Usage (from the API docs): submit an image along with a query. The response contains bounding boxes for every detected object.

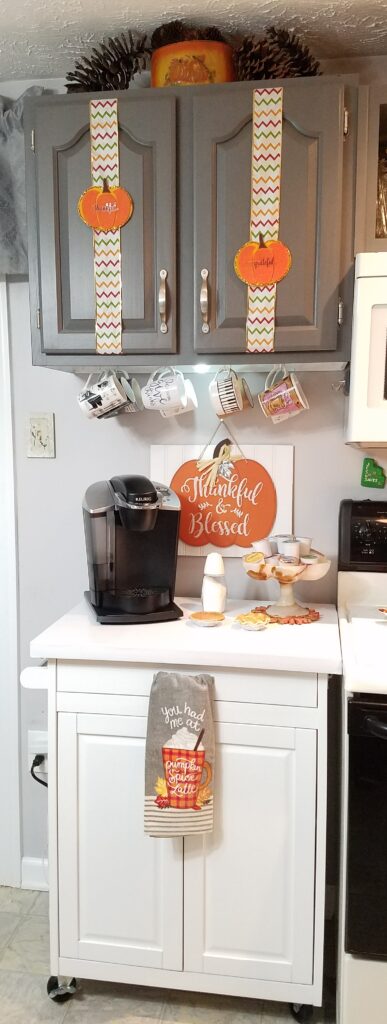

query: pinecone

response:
[234,27,320,82]
[266,26,320,77]
[151,20,225,50]
[66,31,150,93]
[233,36,280,81]
[196,26,226,43]
[150,20,188,50]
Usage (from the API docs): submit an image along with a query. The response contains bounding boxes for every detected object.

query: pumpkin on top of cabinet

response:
[78,179,134,231]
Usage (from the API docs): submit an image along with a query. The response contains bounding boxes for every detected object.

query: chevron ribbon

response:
[90,98,122,355]
[246,88,283,354]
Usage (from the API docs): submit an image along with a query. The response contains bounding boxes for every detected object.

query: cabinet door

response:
[184,722,316,984]
[193,80,345,353]
[27,93,176,360]
[58,712,183,969]
[355,85,387,253]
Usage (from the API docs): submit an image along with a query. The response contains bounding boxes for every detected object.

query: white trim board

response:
[0,278,21,885]
[151,444,293,557]
[21,856,49,892]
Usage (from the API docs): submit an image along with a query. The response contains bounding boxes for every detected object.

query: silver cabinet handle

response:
[200,268,209,334]
[159,269,168,334]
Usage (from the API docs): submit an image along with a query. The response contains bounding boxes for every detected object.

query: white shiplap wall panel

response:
[151,444,293,558]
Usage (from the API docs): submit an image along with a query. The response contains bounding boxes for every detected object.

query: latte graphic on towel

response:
[161,727,211,810]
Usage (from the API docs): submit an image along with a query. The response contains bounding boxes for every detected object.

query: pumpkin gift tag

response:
[78,178,134,232]
[234,232,291,288]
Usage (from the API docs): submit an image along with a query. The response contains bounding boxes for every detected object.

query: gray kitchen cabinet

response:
[355,84,387,253]
[25,92,176,363]
[193,79,349,354]
[25,78,355,370]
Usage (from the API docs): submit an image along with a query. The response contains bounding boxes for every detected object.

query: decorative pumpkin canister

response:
[151,40,235,88]
[234,232,292,287]
[78,178,134,231]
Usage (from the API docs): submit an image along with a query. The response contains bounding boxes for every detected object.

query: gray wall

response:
[9,278,387,859]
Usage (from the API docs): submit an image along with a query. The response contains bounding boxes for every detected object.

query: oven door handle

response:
[365,715,387,739]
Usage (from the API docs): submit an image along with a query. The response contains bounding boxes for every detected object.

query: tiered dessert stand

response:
[242,551,331,620]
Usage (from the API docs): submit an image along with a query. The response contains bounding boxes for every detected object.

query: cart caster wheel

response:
[47,976,77,1002]
[290,1005,313,1022]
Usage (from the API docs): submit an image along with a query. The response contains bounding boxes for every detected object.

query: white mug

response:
[209,367,244,418]
[241,378,254,410]
[258,365,309,423]
[141,367,187,412]
[78,371,127,419]
[160,379,198,418]
[118,373,144,413]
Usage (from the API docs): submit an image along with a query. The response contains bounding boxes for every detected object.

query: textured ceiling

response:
[1,0,387,80]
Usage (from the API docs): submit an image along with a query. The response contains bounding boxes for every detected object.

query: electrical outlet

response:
[28,730,48,775]
[26,414,55,458]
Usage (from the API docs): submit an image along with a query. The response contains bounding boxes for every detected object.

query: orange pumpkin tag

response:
[171,455,277,548]
[234,232,291,288]
[78,178,134,232]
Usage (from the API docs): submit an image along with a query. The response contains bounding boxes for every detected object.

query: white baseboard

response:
[21,856,49,891]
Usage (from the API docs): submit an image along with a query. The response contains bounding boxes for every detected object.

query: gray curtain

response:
[0,87,43,275]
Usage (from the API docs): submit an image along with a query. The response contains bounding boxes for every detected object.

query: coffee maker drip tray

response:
[85,590,183,624]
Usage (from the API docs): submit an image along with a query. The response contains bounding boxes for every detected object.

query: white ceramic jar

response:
[201,553,227,613]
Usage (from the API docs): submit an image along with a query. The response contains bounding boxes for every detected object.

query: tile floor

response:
[0,887,335,1024]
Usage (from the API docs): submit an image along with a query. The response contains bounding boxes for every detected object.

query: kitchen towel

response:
[144,670,215,838]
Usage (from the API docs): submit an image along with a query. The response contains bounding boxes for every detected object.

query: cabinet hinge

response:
[31,129,35,152]
[343,108,349,138]
[337,298,344,327]
[36,308,41,330]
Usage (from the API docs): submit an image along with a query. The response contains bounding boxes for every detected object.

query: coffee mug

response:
[258,366,309,423]
[160,378,198,418]
[241,378,254,410]
[142,367,187,413]
[209,367,244,418]
[78,371,127,419]
[118,373,144,413]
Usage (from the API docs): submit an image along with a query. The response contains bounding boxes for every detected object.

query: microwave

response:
[346,252,387,447]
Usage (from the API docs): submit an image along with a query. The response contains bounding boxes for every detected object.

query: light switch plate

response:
[26,413,55,458]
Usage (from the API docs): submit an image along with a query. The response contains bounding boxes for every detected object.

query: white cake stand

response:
[243,551,331,619]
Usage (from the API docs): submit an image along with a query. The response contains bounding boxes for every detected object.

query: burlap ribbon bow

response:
[196,443,243,490]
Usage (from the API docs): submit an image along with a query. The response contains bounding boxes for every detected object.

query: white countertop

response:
[339,603,387,693]
[30,598,342,675]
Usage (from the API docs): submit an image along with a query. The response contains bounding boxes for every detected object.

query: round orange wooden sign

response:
[234,232,291,288]
[171,457,277,548]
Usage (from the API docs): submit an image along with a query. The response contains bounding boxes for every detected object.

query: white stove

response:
[338,570,387,693]
[337,501,387,1024]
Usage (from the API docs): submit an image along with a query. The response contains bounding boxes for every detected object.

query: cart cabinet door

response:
[184,722,317,984]
[26,92,176,361]
[193,79,344,354]
[58,712,183,969]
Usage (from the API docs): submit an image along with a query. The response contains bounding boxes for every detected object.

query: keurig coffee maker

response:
[83,474,183,623]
